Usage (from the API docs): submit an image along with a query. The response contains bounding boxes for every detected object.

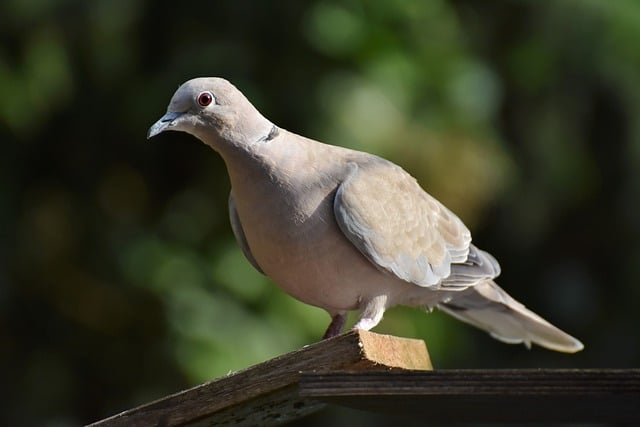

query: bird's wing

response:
[228,191,265,274]
[439,280,584,353]
[333,158,498,288]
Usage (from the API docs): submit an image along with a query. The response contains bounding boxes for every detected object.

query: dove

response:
[148,77,583,353]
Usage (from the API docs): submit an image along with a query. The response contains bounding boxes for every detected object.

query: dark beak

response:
[147,111,184,139]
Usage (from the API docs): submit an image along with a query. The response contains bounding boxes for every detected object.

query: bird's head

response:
[147,77,274,151]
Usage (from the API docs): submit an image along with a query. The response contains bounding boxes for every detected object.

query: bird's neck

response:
[219,129,311,196]
[201,110,275,156]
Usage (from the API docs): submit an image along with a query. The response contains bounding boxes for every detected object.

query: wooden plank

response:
[299,369,640,423]
[86,330,431,427]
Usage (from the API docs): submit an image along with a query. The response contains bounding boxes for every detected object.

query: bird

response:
[148,77,583,353]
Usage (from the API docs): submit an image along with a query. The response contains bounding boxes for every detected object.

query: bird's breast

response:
[229,171,375,312]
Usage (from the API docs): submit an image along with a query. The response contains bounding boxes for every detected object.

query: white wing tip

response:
[490,331,584,353]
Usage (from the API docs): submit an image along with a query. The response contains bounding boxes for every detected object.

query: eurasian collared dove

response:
[148,77,583,353]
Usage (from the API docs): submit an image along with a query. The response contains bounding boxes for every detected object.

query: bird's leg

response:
[322,313,347,339]
[352,295,387,331]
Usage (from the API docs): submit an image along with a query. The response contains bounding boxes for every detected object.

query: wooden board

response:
[299,369,640,423]
[86,330,431,427]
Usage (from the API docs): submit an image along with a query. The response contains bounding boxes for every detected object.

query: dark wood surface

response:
[87,329,640,426]
[86,330,431,427]
[300,369,640,423]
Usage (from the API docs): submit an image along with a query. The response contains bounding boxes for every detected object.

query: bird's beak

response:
[147,111,184,139]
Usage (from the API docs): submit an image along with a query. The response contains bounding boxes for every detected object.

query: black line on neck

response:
[260,125,280,143]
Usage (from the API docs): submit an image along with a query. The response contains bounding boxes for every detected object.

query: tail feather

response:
[438,280,584,353]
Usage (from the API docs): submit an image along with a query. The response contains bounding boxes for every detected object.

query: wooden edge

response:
[86,330,430,427]
[298,369,640,423]
[358,329,432,370]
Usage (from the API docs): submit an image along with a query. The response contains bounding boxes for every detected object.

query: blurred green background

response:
[2,0,640,425]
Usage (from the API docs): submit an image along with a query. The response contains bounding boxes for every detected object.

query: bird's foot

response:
[352,317,379,331]
[352,295,387,332]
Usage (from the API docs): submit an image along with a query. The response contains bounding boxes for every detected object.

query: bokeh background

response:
[2,0,640,425]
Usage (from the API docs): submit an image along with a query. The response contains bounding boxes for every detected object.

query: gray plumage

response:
[148,77,583,353]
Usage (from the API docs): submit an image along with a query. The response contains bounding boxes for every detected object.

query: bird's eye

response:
[197,91,214,107]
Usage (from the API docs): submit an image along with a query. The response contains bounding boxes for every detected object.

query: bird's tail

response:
[438,280,583,353]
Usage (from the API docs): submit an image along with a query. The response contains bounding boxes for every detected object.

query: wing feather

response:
[333,158,497,288]
[229,191,265,274]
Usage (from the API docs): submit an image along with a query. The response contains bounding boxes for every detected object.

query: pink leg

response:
[322,313,347,339]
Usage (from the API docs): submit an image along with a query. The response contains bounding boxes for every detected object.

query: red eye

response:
[197,91,214,106]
